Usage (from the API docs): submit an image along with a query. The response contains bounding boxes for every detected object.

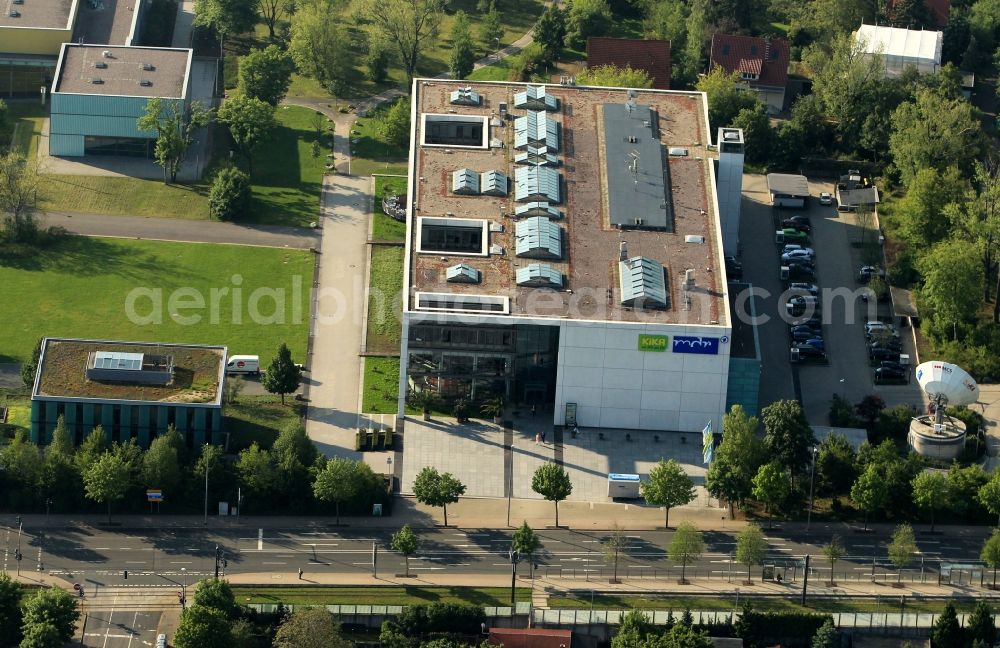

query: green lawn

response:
[248,105,330,227]
[350,106,408,177]
[372,176,408,242]
[7,101,45,160]
[0,236,312,363]
[0,396,30,435]
[547,594,993,615]
[232,585,530,606]
[366,245,404,354]
[468,57,517,81]
[224,395,305,451]
[362,357,400,414]
[30,106,325,227]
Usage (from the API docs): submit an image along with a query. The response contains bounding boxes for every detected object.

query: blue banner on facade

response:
[672,336,720,355]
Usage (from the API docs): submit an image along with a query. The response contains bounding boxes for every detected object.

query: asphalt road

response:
[44,212,320,250]
[80,609,161,648]
[2,523,992,588]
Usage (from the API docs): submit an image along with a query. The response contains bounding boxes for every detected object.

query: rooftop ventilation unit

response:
[102,50,113,58]
[8,9,20,16]
[516,263,564,288]
[445,263,481,284]
[12,0,23,5]
[513,85,559,111]
[451,168,480,195]
[91,78,104,84]
[143,62,155,71]
[515,216,562,260]
[94,61,107,69]
[481,170,509,197]
[139,79,152,87]
[619,256,668,310]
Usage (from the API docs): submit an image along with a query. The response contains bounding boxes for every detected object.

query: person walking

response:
[298,567,303,580]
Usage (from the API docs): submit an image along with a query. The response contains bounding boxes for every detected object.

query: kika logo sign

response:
[637,334,669,352]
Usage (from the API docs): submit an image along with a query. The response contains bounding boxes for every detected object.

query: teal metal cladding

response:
[725,357,761,416]
[48,94,185,155]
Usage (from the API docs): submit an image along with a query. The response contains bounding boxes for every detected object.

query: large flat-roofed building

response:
[0,0,79,95]
[49,44,192,157]
[400,80,735,433]
[30,338,226,447]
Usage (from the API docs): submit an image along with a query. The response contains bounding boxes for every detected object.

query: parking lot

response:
[739,175,923,425]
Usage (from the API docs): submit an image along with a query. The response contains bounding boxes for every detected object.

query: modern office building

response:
[399,81,745,434]
[0,0,79,95]
[48,44,192,156]
[30,338,227,447]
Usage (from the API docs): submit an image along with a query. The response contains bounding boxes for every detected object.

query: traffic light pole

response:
[15,517,22,576]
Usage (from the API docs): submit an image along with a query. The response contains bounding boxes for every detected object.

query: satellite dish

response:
[915,361,979,406]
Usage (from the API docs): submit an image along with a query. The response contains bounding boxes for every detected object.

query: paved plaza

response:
[401,412,718,508]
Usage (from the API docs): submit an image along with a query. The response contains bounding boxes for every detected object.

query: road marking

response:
[119,547,133,551]
[920,541,941,544]
[262,561,286,565]
[302,543,339,547]
[127,609,140,648]
[258,528,263,551]
[95,547,110,550]
[125,561,146,565]
[410,567,446,570]
[351,562,372,566]
[169,561,192,564]
[275,555,294,558]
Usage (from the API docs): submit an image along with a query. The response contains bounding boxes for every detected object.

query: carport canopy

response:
[890,286,919,318]
[767,173,809,196]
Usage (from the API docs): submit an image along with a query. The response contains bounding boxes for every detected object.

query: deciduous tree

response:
[752,462,789,527]
[412,467,466,526]
[137,98,211,184]
[173,604,234,648]
[0,574,22,647]
[391,525,419,577]
[983,529,1000,589]
[761,399,815,484]
[192,579,239,618]
[193,0,258,53]
[290,4,352,96]
[0,430,43,492]
[448,11,477,79]
[816,434,856,495]
[577,64,653,88]
[312,458,358,524]
[142,433,181,499]
[257,0,292,40]
[564,0,611,49]
[0,152,43,243]
[531,462,572,527]
[378,98,411,148]
[979,470,1000,528]
[20,338,42,389]
[851,463,888,531]
[641,459,695,528]
[735,523,766,584]
[208,166,251,221]
[806,33,885,149]
[695,67,760,130]
[479,4,503,53]
[889,88,982,186]
[601,524,628,583]
[822,536,845,585]
[83,452,129,524]
[235,443,276,505]
[20,588,79,646]
[239,45,294,106]
[705,404,764,516]
[667,522,703,583]
[274,607,350,648]
[217,94,276,178]
[511,522,540,577]
[360,0,446,84]
[533,6,566,58]
[887,523,917,583]
[918,238,983,339]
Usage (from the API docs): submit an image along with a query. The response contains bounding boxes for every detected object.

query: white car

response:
[788,282,819,295]
[819,192,834,205]
[782,245,815,256]
[865,321,896,335]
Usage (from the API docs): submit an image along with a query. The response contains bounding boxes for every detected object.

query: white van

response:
[226,355,260,375]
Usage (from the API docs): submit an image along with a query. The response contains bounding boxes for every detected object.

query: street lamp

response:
[508,548,519,607]
[14,516,22,576]
[180,567,188,609]
[806,446,818,531]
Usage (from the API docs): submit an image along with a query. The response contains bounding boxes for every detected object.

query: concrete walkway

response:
[45,211,319,249]
[170,0,195,48]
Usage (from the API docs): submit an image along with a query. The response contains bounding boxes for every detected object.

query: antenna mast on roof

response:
[627,150,639,191]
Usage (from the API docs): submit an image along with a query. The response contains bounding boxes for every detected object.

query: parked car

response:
[782,244,814,255]
[819,192,834,206]
[725,256,743,280]
[783,248,815,260]
[782,215,812,231]
[865,321,896,335]
[858,266,885,283]
[778,228,810,243]
[879,360,908,373]
[790,324,822,336]
[869,347,900,363]
[875,365,909,384]
[802,337,825,351]
[788,284,820,298]
[792,329,817,342]
[784,264,816,281]
[792,343,826,360]
[782,254,815,267]
[789,313,823,328]
[786,296,821,316]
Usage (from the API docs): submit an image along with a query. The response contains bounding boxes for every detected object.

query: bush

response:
[208,166,251,221]
[396,603,485,637]
[506,44,549,81]
[828,394,858,427]
[734,604,833,647]
[873,404,917,442]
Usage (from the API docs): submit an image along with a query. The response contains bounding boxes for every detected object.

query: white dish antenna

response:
[916,361,979,406]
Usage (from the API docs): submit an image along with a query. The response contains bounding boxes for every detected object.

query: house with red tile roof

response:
[586,37,671,89]
[709,33,790,114]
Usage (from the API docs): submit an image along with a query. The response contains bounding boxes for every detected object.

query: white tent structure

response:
[855,24,942,77]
